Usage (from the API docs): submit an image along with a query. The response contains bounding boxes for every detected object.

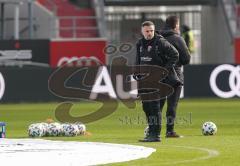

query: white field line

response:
[160,145,219,165]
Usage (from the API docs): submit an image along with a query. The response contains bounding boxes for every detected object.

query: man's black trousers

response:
[142,86,182,136]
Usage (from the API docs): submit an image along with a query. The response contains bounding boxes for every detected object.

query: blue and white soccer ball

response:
[75,123,86,135]
[62,123,79,136]
[202,122,217,136]
[28,123,45,137]
[47,122,62,136]
[39,122,49,136]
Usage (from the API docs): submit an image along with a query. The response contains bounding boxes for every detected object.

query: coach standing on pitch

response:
[135,21,179,142]
[160,16,191,138]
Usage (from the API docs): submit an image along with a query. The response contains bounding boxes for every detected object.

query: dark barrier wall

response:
[184,64,240,98]
[0,40,49,65]
[184,65,215,97]
[0,64,239,103]
[0,67,56,103]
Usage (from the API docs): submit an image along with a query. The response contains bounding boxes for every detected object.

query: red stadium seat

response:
[37,0,98,38]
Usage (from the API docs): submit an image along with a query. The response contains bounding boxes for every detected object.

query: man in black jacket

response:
[135,21,179,142]
[160,16,191,138]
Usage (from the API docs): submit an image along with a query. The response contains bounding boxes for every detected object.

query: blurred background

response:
[0,0,239,102]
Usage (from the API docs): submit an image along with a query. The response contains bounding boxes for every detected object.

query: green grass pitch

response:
[0,98,240,165]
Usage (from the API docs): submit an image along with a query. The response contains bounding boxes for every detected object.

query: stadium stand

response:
[104,0,218,6]
[37,0,98,38]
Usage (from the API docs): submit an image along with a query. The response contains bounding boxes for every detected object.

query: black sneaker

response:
[139,137,161,142]
[166,131,183,138]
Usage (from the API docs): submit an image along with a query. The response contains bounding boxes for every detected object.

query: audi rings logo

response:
[0,72,5,100]
[210,64,240,98]
[57,56,102,67]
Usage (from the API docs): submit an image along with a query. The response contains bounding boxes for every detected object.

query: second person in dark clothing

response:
[160,15,191,138]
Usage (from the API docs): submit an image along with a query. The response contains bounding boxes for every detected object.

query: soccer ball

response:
[202,122,217,136]
[39,122,49,136]
[75,123,86,135]
[47,122,62,136]
[62,123,79,136]
[144,126,149,137]
[28,123,45,137]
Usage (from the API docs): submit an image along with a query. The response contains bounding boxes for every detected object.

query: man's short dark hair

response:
[165,16,179,29]
[142,21,155,27]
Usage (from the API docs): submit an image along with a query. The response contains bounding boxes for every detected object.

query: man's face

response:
[141,25,155,40]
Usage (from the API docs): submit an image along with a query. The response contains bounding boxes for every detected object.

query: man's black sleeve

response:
[135,41,141,65]
[159,38,179,68]
[176,37,191,65]
[133,40,141,81]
